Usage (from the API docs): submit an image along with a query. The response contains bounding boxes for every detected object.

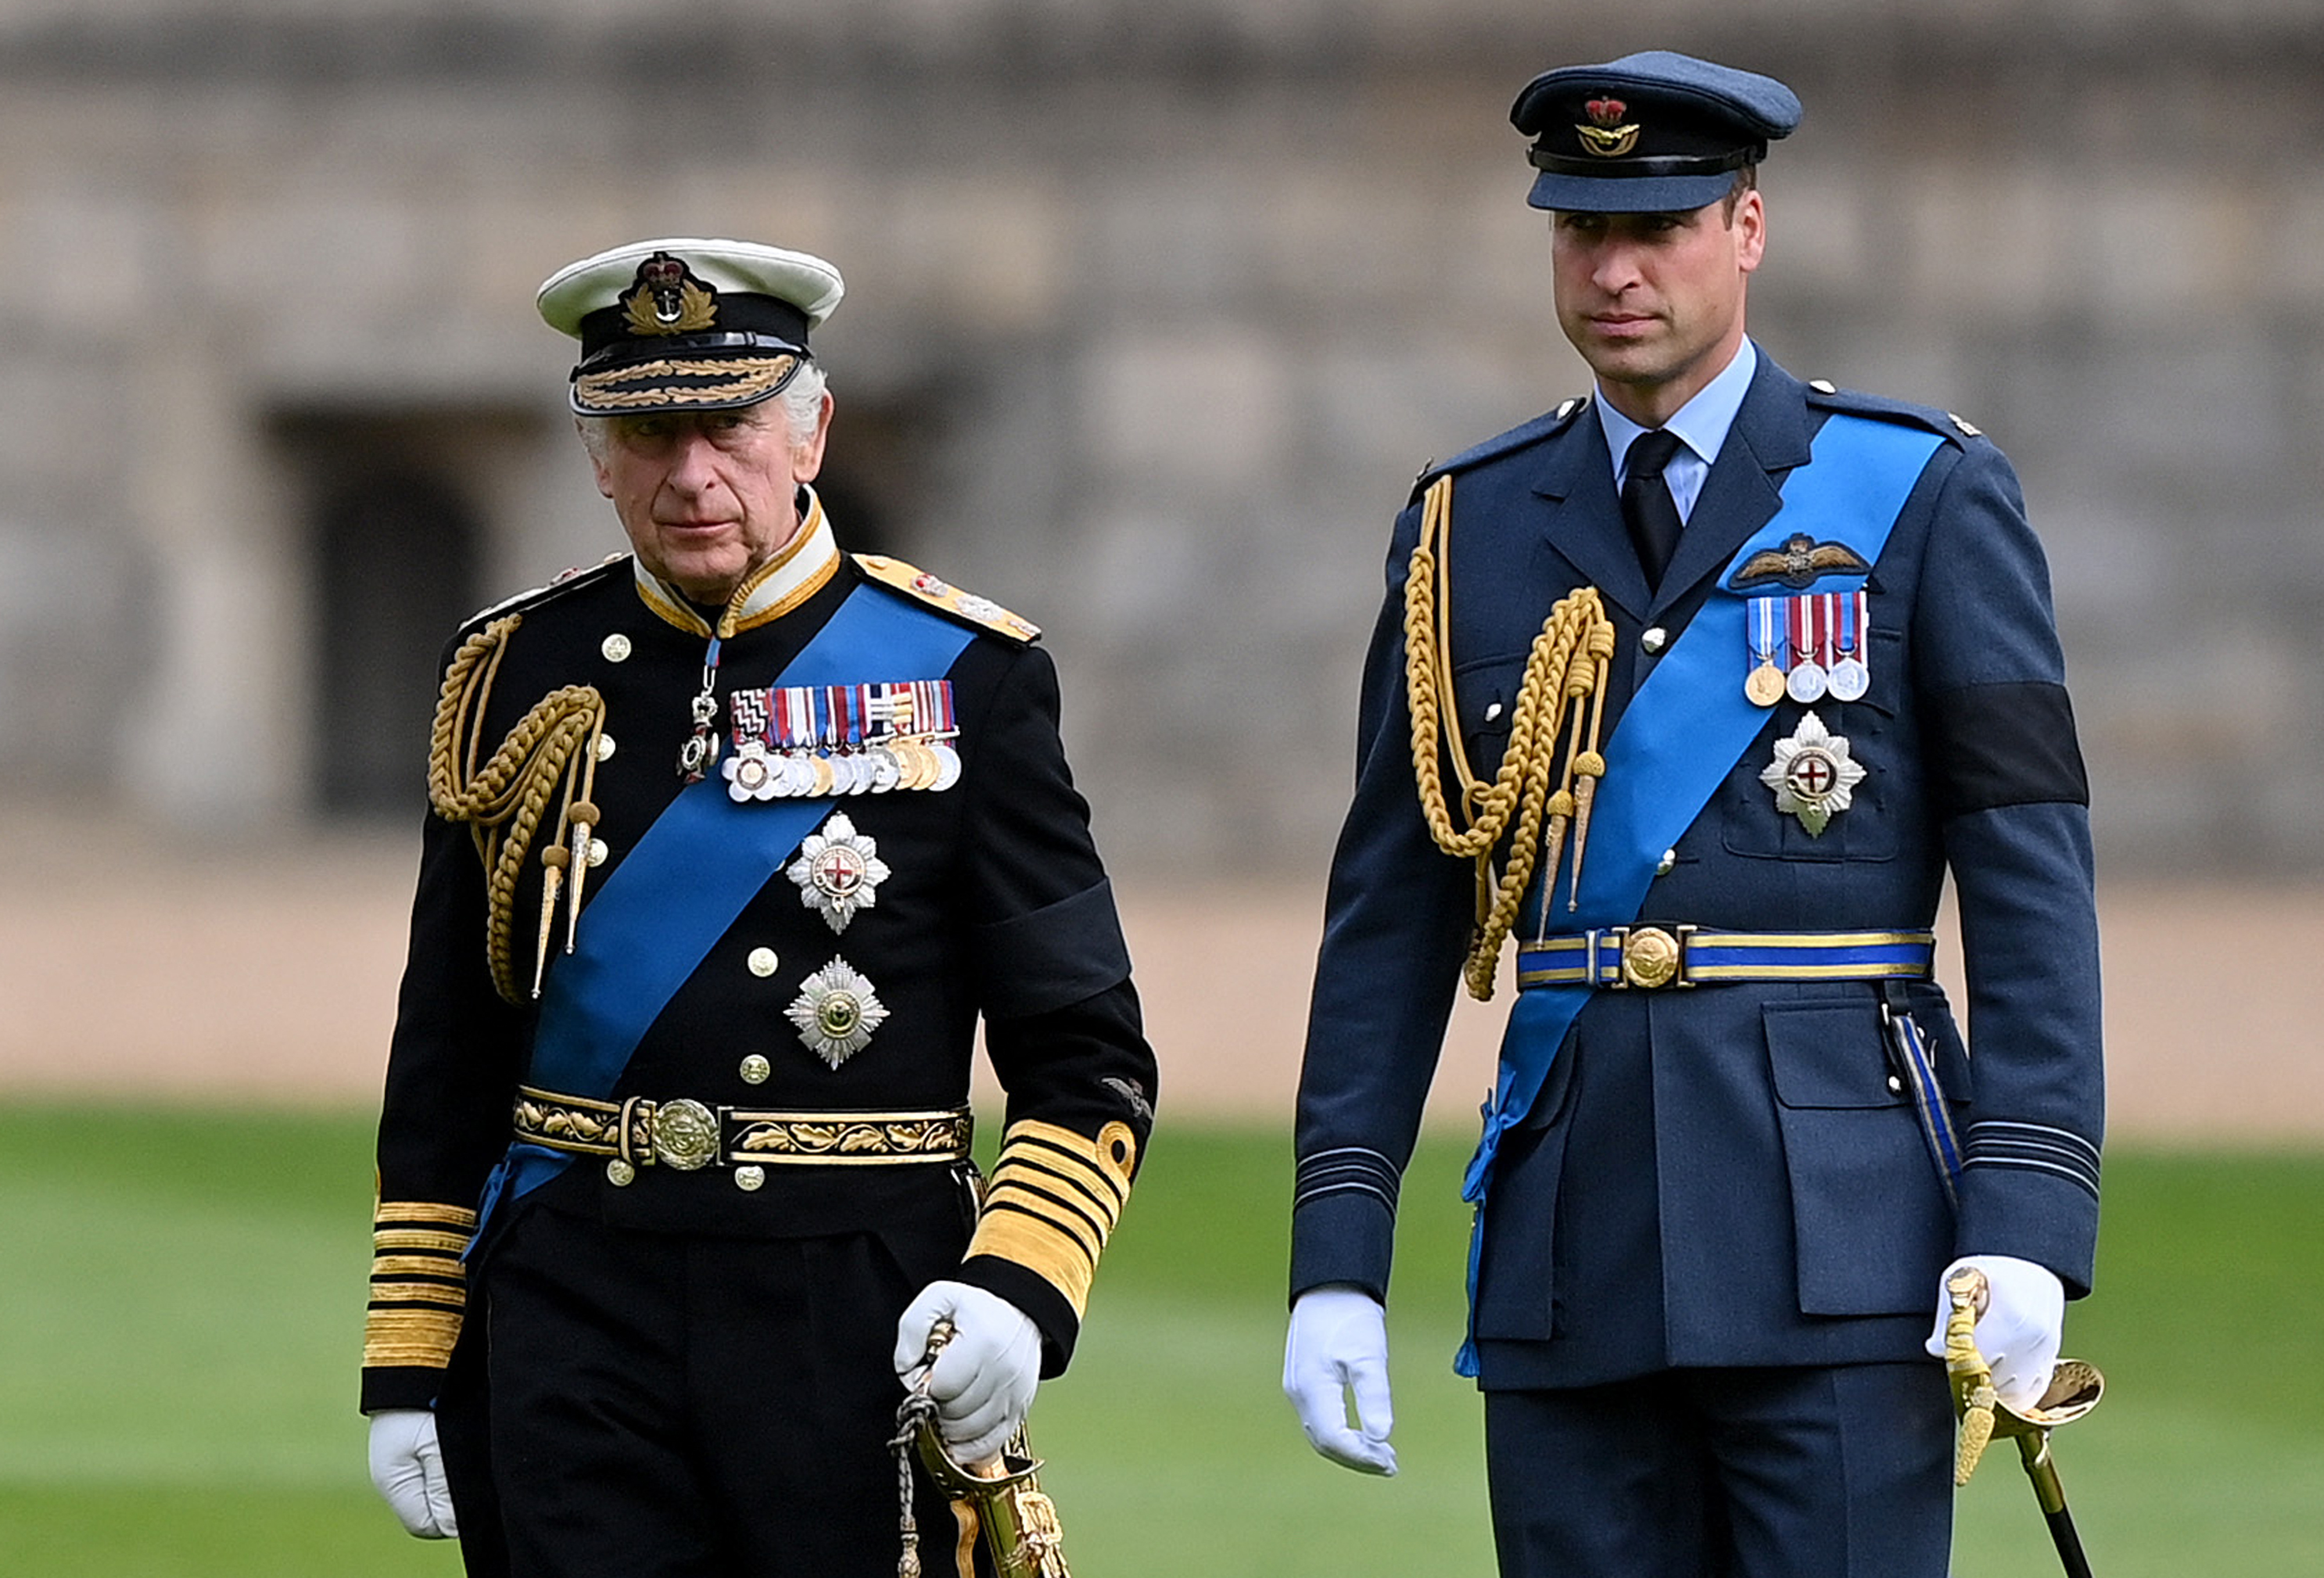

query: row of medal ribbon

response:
[722,679,962,801]
[1746,590,1870,707]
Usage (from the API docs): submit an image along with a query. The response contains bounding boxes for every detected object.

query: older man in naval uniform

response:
[1282,53,2101,1577]
[360,237,1156,1577]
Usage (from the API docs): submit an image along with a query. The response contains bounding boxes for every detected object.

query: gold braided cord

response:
[426,614,607,1005]
[1403,475,1616,1000]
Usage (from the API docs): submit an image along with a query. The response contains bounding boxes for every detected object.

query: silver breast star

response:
[1760,710,1867,837]
[786,957,889,1069]
[786,810,890,934]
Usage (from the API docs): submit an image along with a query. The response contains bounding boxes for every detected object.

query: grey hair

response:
[574,358,830,459]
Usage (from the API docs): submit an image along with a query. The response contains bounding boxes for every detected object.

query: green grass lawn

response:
[0,1106,2318,1575]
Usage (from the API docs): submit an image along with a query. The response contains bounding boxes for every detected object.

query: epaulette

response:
[456,552,630,634]
[1409,395,1593,503]
[1803,379,1985,445]
[853,553,1041,644]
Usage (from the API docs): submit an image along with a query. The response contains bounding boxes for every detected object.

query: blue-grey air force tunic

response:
[1290,352,2101,1390]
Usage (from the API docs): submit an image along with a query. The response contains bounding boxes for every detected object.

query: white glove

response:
[1925,1253,2065,1412]
[1283,1286,1397,1476]
[367,1408,458,1539]
[894,1279,1042,1465]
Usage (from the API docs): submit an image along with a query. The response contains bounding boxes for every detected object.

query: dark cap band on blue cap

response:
[1511,49,1801,213]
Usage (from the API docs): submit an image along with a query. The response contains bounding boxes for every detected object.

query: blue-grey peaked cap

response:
[1511,50,1802,214]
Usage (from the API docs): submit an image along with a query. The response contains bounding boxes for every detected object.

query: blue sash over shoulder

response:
[474,583,978,1230]
[1454,412,1946,1373]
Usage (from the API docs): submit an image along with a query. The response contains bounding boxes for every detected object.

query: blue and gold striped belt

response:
[1516,927,1935,992]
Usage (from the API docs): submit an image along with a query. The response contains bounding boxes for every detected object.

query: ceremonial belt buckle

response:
[636,1096,719,1171]
[1601,924,1697,990]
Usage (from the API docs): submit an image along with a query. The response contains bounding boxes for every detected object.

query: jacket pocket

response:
[1469,1035,1580,1342]
[1764,1000,1954,1316]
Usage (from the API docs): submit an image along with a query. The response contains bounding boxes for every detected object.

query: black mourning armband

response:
[973,878,1133,1020]
[1924,681,2089,818]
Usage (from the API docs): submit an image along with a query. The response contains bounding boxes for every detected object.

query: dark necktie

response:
[1622,427,1686,590]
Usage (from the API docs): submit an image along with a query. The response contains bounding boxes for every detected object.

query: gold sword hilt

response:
[1944,1265,1998,1483]
[1944,1267,2107,1489]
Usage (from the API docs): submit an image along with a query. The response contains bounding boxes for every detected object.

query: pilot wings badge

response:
[1728,533,1872,592]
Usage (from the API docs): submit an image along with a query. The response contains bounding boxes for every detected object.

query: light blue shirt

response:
[1597,338,1758,525]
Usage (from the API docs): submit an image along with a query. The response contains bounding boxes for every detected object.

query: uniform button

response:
[1484,702,1504,722]
[601,633,633,663]
[1641,627,1668,655]
[738,1054,770,1085]
[605,1159,636,1187]
[734,1165,766,1192]
[1886,1075,1905,1095]
[1655,848,1676,876]
[596,733,617,762]
[587,838,608,868]
[747,947,779,978]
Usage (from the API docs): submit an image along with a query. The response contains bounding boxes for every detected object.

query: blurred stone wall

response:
[0,0,2318,872]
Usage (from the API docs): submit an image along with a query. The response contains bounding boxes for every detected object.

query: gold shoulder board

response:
[853,554,1041,642]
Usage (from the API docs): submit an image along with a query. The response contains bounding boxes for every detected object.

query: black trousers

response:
[1483,1363,1954,1578]
[443,1203,985,1578]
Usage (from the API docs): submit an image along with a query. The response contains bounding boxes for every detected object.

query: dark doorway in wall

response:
[812,385,945,564]
[273,407,540,819]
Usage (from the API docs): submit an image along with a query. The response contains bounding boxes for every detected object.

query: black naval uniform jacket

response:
[1290,352,2103,1390]
[363,510,1156,1415]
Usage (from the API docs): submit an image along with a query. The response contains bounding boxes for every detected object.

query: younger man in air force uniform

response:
[1285,53,2101,1577]
[362,238,1156,1577]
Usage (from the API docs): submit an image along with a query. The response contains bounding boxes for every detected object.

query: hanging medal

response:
[1745,598,1787,707]
[1785,595,1828,703]
[726,679,964,801]
[1826,589,1870,702]
[723,688,781,802]
[679,636,725,782]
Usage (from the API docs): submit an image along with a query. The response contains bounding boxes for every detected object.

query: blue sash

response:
[474,582,977,1229]
[1453,411,1946,1372]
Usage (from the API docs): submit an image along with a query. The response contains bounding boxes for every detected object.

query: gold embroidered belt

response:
[512,1086,973,1175]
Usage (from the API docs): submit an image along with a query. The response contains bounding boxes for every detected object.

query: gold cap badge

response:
[619,252,719,337]
[1576,95,1641,159]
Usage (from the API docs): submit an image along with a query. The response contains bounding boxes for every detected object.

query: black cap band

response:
[1527,144,1762,179]
[573,329,814,379]
[575,296,813,371]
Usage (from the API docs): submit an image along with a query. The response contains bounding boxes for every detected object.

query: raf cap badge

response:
[1576,96,1641,158]
[1760,711,1866,836]
[618,252,719,336]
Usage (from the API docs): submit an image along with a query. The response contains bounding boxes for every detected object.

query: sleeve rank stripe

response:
[363,1307,465,1369]
[1960,1155,2102,1199]
[996,1119,1135,1195]
[1293,1150,1401,1197]
[370,1254,469,1279]
[998,1138,1131,1214]
[1961,1134,2103,1174]
[367,1281,471,1309]
[1292,1178,1399,1211]
[369,1266,468,1290]
[1966,1120,2101,1166]
[994,1152,1125,1231]
[966,1202,1100,1317]
[373,1201,480,1229]
[980,1181,1109,1258]
[372,1228,474,1255]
